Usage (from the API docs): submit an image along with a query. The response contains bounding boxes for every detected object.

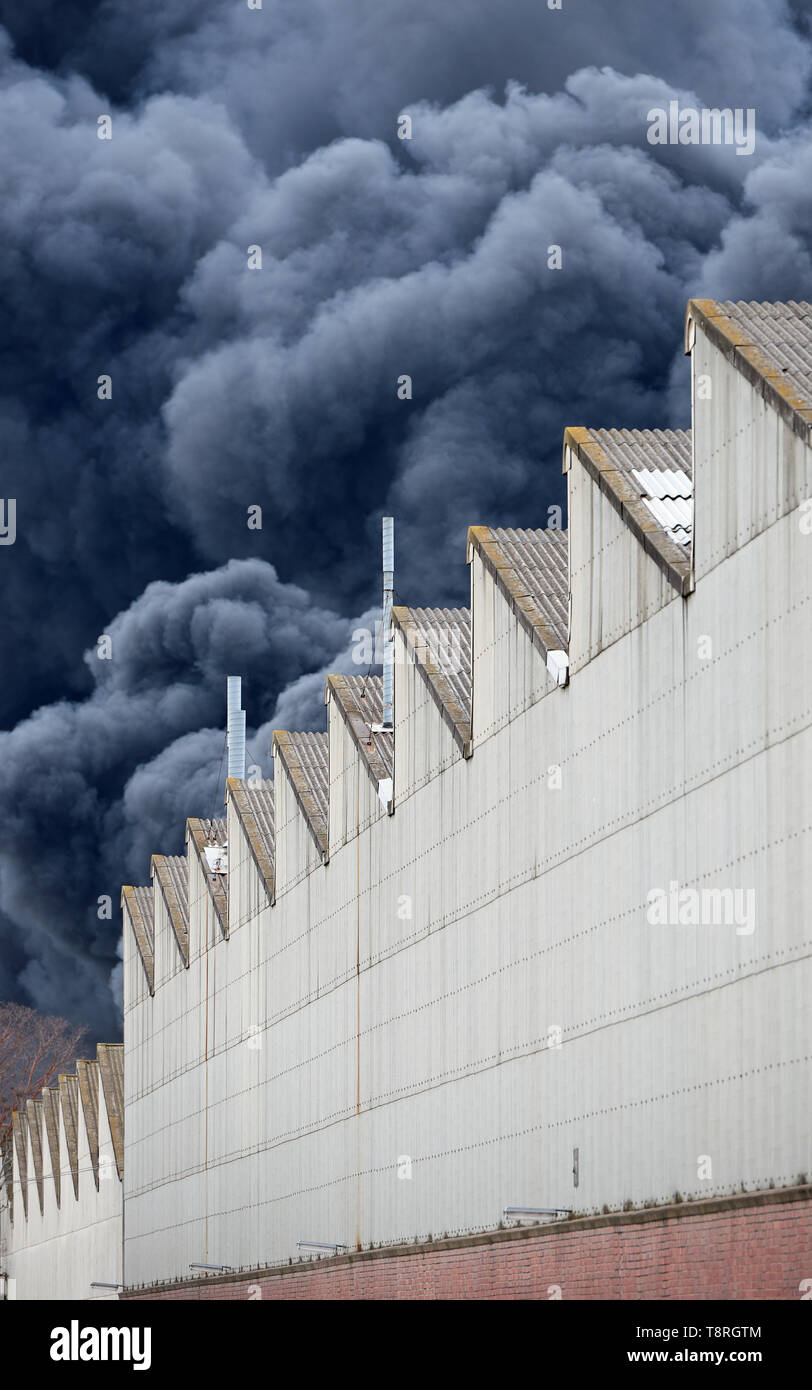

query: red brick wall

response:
[123,1187,812,1301]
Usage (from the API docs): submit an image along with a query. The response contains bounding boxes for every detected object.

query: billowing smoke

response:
[0,1,810,1038]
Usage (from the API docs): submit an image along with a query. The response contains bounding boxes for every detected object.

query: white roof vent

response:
[546,649,569,687]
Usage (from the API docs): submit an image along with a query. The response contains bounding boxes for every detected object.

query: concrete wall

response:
[123,321,812,1289]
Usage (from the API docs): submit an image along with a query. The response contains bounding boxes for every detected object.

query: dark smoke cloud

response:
[0,560,354,1036]
[0,1,810,1038]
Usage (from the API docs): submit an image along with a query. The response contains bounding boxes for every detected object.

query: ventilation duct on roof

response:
[381,517,394,730]
[227,675,246,780]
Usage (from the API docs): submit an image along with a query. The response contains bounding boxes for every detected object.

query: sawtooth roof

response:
[391,606,472,757]
[7,1044,124,1221]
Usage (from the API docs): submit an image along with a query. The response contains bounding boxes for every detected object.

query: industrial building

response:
[0,1045,123,1300]
[3,298,811,1298]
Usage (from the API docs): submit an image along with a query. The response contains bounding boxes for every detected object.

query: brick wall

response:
[123,1186,812,1300]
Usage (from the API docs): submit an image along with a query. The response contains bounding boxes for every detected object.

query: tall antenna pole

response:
[226,676,246,780]
[381,517,394,730]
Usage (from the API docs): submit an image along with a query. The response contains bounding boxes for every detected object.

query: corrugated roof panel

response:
[0,1131,13,1223]
[279,732,329,855]
[632,467,692,500]
[487,527,569,652]
[162,855,189,915]
[642,495,692,544]
[391,607,472,756]
[627,461,694,547]
[152,854,189,967]
[197,818,228,848]
[131,886,154,946]
[227,779,275,902]
[122,885,155,994]
[25,1097,44,1213]
[98,1043,124,1181]
[591,428,693,482]
[407,607,472,727]
[12,1110,28,1218]
[325,674,393,795]
[240,782,275,859]
[58,1073,80,1200]
[77,1059,100,1189]
[42,1086,62,1207]
[343,675,393,780]
[719,299,812,411]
